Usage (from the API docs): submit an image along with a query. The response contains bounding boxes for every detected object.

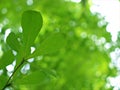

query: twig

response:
[2,58,25,90]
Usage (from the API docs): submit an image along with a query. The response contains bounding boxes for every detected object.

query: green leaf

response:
[28,33,66,58]
[0,75,8,90]
[6,32,21,52]
[0,50,14,69]
[15,71,51,85]
[21,10,43,55]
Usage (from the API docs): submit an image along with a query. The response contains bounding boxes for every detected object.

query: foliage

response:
[0,0,115,90]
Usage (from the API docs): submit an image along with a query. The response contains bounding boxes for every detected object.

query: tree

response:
[0,0,116,90]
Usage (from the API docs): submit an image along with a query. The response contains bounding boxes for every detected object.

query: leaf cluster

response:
[0,10,66,90]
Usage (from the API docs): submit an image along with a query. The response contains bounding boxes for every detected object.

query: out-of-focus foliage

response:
[0,0,116,90]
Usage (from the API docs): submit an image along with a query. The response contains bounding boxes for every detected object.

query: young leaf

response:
[15,71,50,85]
[0,50,14,69]
[29,33,66,58]
[21,10,43,54]
[6,32,21,52]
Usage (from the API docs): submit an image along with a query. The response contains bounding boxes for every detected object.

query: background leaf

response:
[0,50,14,69]
[6,32,21,52]
[21,10,43,56]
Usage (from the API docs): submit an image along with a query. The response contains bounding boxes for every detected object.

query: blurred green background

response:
[0,0,119,90]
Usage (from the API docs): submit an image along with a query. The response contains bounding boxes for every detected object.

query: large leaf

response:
[21,10,43,54]
[6,32,21,52]
[28,33,66,58]
[15,71,51,85]
[0,50,14,69]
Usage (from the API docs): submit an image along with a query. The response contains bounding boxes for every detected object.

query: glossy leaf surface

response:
[21,10,43,54]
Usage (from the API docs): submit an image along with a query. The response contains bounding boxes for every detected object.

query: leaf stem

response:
[2,58,25,90]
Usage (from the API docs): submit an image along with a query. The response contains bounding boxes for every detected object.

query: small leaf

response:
[21,10,43,54]
[6,32,21,52]
[29,33,66,58]
[15,71,50,85]
[0,50,14,69]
